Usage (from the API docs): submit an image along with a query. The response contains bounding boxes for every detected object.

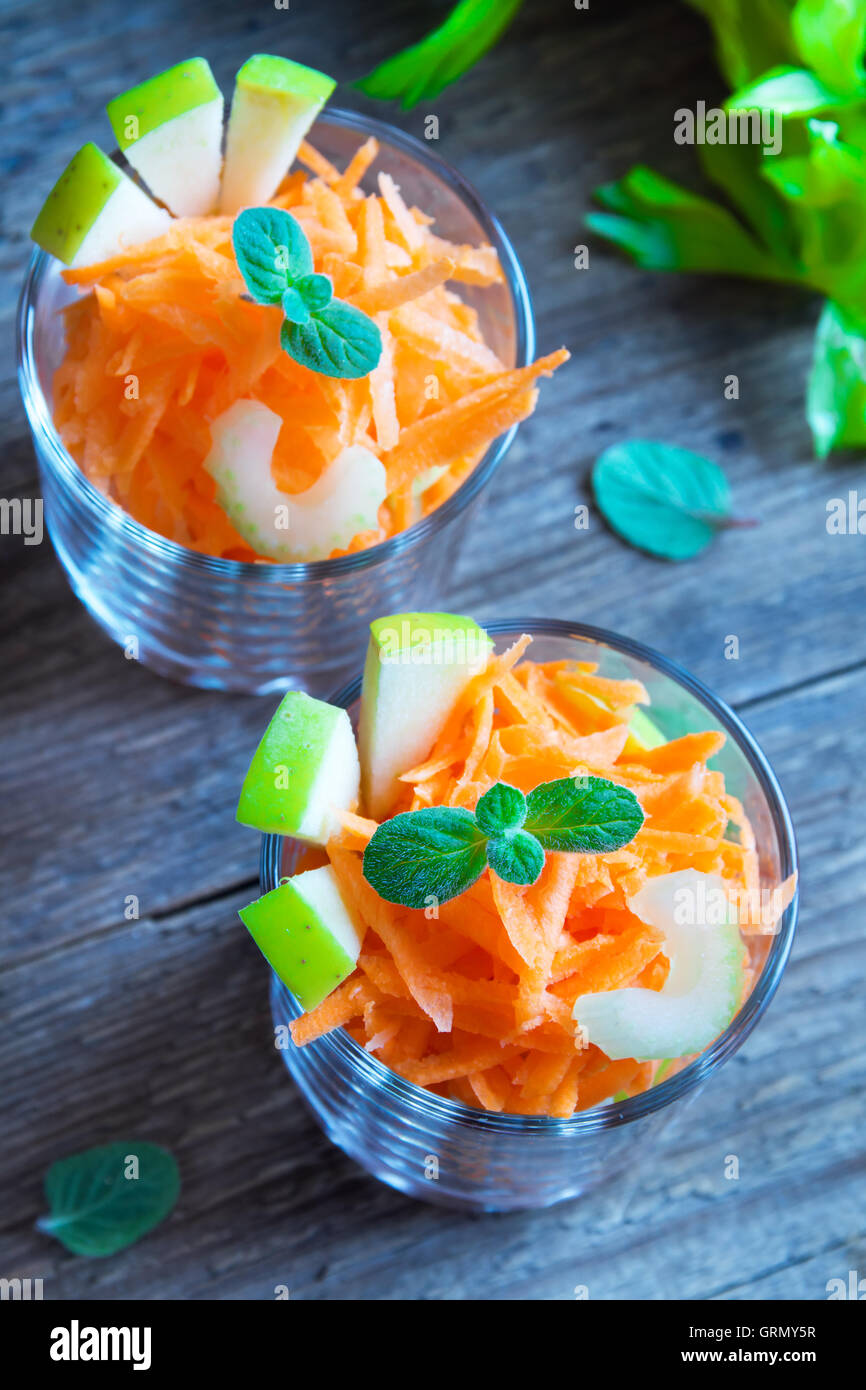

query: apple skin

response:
[236,690,359,843]
[30,143,171,266]
[220,53,336,213]
[106,58,223,217]
[358,611,492,820]
[107,58,220,149]
[239,866,364,1011]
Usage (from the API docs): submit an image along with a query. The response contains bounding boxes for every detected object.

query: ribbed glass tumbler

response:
[266,621,799,1212]
[17,111,534,694]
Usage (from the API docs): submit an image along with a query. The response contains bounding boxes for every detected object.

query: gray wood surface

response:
[1,0,864,1301]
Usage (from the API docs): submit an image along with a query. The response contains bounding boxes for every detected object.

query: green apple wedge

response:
[30,142,172,267]
[573,869,745,1062]
[237,689,359,844]
[358,612,492,819]
[202,399,386,561]
[239,865,364,1011]
[106,57,223,217]
[220,53,336,213]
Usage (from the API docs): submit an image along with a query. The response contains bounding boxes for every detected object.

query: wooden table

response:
[2,0,864,1301]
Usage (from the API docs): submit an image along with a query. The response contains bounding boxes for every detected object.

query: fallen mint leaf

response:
[37,1141,179,1258]
[593,440,743,561]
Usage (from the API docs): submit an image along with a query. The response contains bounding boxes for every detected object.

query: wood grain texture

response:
[0,0,864,1301]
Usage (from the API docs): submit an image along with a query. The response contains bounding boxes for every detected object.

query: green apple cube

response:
[237,689,359,844]
[573,870,745,1063]
[203,399,385,561]
[239,865,364,1010]
[106,58,223,217]
[220,53,336,213]
[30,142,171,267]
[358,611,492,819]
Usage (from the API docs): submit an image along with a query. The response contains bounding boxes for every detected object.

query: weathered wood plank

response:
[1,0,864,1302]
[0,668,862,1301]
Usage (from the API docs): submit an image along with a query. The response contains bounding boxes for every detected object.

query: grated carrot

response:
[283,637,783,1117]
[53,140,566,562]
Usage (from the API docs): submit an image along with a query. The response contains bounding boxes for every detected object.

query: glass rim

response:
[261,617,799,1134]
[16,106,535,583]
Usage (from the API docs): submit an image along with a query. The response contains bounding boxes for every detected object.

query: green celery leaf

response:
[356,0,523,109]
[362,806,488,909]
[38,1141,179,1257]
[791,0,866,96]
[698,140,802,271]
[685,0,800,89]
[726,65,857,116]
[475,781,527,836]
[762,121,866,299]
[806,299,866,456]
[593,440,737,561]
[588,166,790,280]
[523,776,644,855]
[486,829,545,886]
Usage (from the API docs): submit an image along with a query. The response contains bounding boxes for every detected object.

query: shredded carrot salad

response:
[53,137,567,560]
[289,638,794,1117]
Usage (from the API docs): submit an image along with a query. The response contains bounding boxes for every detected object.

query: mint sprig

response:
[362,775,644,908]
[232,207,382,380]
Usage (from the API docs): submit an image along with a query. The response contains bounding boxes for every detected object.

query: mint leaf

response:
[282,300,383,379]
[593,440,744,562]
[524,775,644,854]
[232,207,313,305]
[357,0,523,109]
[362,807,488,909]
[282,286,311,325]
[37,1141,179,1257]
[296,273,333,312]
[486,829,544,886]
[475,781,526,835]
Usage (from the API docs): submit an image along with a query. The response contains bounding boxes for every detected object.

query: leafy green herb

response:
[523,775,646,854]
[233,207,381,380]
[281,286,311,325]
[486,828,545,885]
[589,0,866,456]
[362,776,644,908]
[37,1141,179,1257]
[362,806,488,909]
[357,0,524,108]
[475,780,527,835]
[592,440,756,561]
[233,207,312,303]
[281,300,383,381]
[296,273,334,312]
